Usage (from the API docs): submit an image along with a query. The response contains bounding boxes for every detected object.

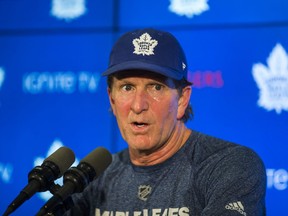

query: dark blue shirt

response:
[66,131,266,216]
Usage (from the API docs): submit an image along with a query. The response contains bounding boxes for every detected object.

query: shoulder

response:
[186,131,266,184]
[188,131,264,166]
[189,131,266,189]
[187,132,266,213]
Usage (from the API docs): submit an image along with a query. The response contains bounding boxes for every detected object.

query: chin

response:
[129,141,154,151]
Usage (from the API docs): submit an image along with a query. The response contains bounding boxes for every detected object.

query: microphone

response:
[36,147,112,216]
[3,147,75,216]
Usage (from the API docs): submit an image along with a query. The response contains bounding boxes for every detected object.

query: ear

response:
[107,87,116,115]
[177,86,192,120]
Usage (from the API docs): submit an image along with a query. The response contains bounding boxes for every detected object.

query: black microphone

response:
[36,147,112,216]
[3,146,75,216]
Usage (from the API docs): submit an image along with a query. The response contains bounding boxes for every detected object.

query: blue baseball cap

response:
[102,28,189,81]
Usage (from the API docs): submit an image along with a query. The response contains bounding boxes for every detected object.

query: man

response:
[66,28,266,215]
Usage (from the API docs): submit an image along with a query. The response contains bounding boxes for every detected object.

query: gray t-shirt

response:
[65,131,266,216]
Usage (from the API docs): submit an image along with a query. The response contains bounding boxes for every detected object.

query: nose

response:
[131,89,149,114]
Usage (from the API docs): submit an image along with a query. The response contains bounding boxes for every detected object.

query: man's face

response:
[108,71,189,154]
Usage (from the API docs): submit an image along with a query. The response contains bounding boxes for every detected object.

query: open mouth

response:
[132,122,148,128]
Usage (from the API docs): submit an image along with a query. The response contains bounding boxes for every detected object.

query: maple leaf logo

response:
[0,67,5,90]
[133,33,158,56]
[169,0,209,18]
[252,43,288,114]
[51,0,87,21]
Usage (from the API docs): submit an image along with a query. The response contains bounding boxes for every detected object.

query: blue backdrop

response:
[0,0,287,215]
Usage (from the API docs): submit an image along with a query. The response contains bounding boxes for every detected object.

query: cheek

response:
[169,101,180,123]
[112,99,134,129]
[110,92,132,114]
[114,100,131,117]
[155,98,179,124]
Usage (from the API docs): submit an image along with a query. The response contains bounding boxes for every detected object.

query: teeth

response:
[134,122,145,127]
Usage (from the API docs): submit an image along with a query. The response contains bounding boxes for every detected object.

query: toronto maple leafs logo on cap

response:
[132,33,158,56]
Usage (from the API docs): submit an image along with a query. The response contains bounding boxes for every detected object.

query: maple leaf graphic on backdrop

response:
[252,43,288,114]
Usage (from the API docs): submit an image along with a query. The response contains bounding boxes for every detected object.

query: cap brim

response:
[102,61,185,80]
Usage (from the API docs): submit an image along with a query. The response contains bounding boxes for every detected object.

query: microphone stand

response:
[42,196,74,216]
[39,183,74,216]
[3,182,62,216]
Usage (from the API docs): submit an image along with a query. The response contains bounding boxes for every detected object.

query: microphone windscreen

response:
[44,147,75,175]
[81,147,112,177]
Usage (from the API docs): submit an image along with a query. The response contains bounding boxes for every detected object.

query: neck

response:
[130,122,191,166]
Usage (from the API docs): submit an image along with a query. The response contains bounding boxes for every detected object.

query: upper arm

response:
[201,147,266,216]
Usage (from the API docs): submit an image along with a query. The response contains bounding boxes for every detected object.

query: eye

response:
[121,84,133,91]
[153,84,163,91]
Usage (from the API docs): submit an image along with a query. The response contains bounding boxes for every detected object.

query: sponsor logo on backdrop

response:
[267,168,288,191]
[23,71,100,94]
[0,162,13,183]
[252,43,288,114]
[0,67,5,90]
[188,70,224,88]
[51,0,87,21]
[169,0,209,18]
[34,139,79,201]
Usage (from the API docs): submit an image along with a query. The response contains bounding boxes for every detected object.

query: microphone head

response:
[44,146,75,175]
[80,147,112,177]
